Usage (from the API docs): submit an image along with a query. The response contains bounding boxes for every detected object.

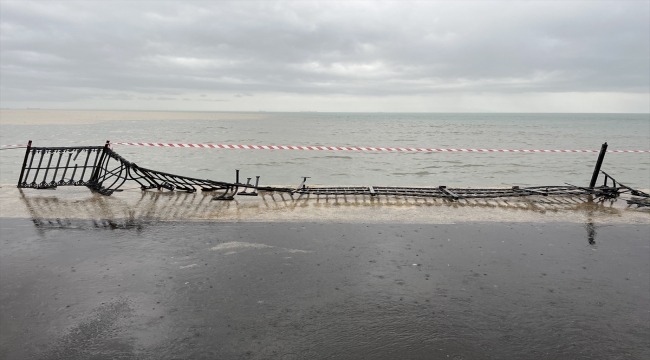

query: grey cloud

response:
[0,1,648,104]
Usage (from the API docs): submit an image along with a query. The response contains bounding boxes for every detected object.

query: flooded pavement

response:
[2,185,650,224]
[0,187,648,359]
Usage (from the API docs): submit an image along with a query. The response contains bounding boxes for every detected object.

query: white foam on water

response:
[179,264,198,269]
[209,241,313,255]
[210,241,273,252]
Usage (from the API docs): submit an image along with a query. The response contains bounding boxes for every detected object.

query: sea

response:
[1,111,648,189]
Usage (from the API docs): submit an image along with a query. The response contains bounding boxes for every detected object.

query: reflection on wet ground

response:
[2,186,648,226]
[1,218,648,359]
[585,222,597,245]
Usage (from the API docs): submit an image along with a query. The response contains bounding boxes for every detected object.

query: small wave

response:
[458,164,486,168]
[323,156,353,159]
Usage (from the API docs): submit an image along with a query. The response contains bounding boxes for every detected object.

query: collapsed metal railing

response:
[17,144,106,190]
[17,141,270,200]
[16,140,650,206]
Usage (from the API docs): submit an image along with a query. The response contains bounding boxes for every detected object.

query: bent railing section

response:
[16,140,650,206]
[17,141,105,190]
[17,141,244,199]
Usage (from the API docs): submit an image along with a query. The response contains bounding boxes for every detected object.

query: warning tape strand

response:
[110,142,648,153]
[0,144,27,148]
[2,142,648,153]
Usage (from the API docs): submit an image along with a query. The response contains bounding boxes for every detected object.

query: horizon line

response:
[1,108,648,115]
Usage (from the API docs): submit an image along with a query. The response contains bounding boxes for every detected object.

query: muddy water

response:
[3,185,650,225]
[1,218,648,359]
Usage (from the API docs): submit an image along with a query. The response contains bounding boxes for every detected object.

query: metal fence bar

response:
[17,140,32,186]
[589,142,608,188]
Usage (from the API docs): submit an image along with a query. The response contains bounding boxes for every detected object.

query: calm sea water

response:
[1,112,648,188]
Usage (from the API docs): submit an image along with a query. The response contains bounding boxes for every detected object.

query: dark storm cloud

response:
[1,1,648,102]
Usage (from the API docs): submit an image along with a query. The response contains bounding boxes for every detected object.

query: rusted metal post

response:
[17,140,32,187]
[589,142,607,189]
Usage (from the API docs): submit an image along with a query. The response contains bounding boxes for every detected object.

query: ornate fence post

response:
[17,140,32,187]
[89,140,111,185]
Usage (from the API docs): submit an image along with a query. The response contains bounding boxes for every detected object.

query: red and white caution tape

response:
[0,144,27,148]
[111,142,650,153]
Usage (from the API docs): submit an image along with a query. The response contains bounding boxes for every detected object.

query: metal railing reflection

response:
[17,188,626,233]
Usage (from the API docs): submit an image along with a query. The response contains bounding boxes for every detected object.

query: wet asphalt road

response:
[0,218,648,360]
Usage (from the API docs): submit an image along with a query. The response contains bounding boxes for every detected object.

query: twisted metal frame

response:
[16,141,252,199]
[598,171,650,208]
[16,141,649,206]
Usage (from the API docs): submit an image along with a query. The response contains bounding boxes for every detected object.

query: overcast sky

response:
[1,1,648,112]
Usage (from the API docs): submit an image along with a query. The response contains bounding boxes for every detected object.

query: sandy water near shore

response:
[1,185,648,225]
